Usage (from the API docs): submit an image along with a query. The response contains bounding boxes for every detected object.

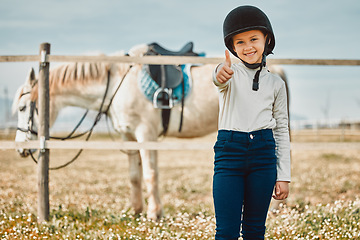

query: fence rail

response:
[1,55,360,65]
[1,140,360,151]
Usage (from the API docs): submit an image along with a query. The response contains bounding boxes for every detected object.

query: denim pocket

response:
[213,140,226,151]
[262,136,276,151]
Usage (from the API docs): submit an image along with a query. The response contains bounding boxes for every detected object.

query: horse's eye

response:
[19,105,26,112]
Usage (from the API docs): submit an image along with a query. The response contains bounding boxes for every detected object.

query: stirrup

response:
[153,88,173,109]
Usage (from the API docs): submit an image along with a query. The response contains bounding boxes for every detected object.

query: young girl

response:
[212,5,291,240]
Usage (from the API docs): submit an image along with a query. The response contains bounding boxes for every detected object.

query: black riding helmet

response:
[223,5,275,59]
[223,5,275,90]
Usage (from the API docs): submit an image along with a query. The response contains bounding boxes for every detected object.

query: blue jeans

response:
[213,129,277,240]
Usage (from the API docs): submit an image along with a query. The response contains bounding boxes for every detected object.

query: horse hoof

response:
[147,209,163,221]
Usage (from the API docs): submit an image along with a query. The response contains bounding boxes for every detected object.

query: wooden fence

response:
[1,42,360,222]
[2,54,360,65]
[2,139,360,151]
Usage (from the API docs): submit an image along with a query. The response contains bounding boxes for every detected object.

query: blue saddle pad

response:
[138,64,192,105]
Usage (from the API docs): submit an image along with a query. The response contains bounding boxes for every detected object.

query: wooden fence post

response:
[37,42,50,222]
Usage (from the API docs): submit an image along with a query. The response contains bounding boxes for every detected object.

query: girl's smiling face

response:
[232,30,266,64]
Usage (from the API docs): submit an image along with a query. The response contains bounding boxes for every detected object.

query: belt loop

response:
[261,129,270,139]
[261,129,267,139]
[228,130,233,142]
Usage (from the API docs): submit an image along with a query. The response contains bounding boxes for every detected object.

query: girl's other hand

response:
[272,181,289,200]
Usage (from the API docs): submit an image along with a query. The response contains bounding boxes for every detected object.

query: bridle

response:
[17,64,133,170]
[16,92,38,138]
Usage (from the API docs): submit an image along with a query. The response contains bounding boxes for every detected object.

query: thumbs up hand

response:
[216,50,234,84]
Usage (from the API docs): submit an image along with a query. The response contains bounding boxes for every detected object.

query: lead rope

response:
[30,70,112,170]
[30,65,132,170]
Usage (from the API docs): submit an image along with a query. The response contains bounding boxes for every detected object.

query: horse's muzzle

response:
[17,148,37,158]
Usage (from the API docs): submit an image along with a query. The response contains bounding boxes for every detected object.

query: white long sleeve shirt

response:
[213,62,291,182]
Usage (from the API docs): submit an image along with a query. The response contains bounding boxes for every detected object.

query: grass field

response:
[1,130,360,239]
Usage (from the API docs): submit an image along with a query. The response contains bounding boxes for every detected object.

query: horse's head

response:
[12,68,39,157]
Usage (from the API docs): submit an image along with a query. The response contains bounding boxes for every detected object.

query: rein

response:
[22,65,133,170]
[16,91,89,140]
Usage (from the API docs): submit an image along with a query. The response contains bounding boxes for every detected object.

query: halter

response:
[16,92,39,138]
[28,100,38,135]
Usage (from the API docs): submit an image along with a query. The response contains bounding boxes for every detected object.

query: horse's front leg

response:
[118,128,145,216]
[127,150,144,216]
[140,148,162,220]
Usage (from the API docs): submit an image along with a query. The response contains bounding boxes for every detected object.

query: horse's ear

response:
[26,68,36,86]
[128,44,148,57]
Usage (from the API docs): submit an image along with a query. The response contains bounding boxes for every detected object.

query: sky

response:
[1,0,360,125]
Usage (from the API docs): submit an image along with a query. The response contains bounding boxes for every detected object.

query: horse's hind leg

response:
[127,150,144,216]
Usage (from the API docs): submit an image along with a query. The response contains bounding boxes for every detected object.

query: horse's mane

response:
[15,47,145,105]
[51,61,111,88]
[30,61,112,101]
[27,45,139,102]
[13,48,143,114]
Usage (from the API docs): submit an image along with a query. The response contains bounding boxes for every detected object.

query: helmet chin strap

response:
[239,35,270,91]
[251,55,266,91]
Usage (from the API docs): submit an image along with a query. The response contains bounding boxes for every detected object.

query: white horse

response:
[13,44,289,220]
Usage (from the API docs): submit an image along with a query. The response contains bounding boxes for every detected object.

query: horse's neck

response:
[50,79,114,115]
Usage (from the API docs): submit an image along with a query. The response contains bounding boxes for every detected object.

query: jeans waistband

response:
[217,129,273,142]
